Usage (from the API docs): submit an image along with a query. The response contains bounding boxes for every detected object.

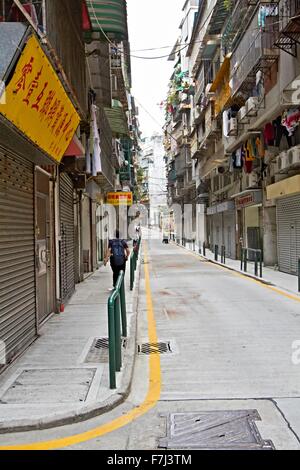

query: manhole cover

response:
[159,410,275,450]
[85,337,127,363]
[138,342,172,355]
[0,368,97,404]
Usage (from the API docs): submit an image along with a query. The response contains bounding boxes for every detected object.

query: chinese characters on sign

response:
[107,192,133,206]
[0,35,80,162]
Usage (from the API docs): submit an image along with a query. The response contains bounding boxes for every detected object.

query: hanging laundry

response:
[255,136,265,158]
[264,122,275,146]
[91,104,102,177]
[223,110,229,137]
[281,109,300,137]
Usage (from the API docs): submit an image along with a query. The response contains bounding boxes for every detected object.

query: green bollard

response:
[108,299,116,389]
[120,275,127,337]
[114,295,122,372]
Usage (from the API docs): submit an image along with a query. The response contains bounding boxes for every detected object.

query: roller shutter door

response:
[223,211,236,259]
[59,173,75,303]
[0,151,36,368]
[277,195,300,275]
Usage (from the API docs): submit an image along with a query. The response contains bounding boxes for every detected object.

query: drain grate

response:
[159,410,275,450]
[85,337,127,363]
[138,342,172,355]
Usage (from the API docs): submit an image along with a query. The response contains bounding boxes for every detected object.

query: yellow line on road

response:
[0,243,161,450]
[184,246,300,303]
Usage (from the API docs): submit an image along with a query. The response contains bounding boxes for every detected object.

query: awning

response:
[104,105,129,137]
[64,134,85,157]
[86,0,128,41]
[210,54,232,93]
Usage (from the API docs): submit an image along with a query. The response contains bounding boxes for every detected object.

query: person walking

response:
[104,230,130,288]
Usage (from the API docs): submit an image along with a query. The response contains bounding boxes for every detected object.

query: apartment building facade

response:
[0,0,139,371]
[165,0,300,276]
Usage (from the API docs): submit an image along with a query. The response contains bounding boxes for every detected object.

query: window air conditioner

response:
[277,151,288,173]
[287,145,300,167]
[248,173,259,188]
[238,106,248,123]
[246,96,260,117]
[228,117,238,136]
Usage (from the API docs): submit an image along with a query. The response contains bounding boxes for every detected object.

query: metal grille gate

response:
[59,173,75,304]
[277,195,300,275]
[0,150,37,368]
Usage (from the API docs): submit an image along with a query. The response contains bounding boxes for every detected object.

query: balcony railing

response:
[230,7,279,96]
[274,0,300,56]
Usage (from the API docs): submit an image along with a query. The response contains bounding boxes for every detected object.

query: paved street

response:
[1,235,300,450]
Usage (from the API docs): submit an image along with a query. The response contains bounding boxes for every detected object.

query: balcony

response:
[230,8,279,96]
[274,0,300,56]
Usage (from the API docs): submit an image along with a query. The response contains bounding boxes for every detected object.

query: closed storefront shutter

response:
[223,211,236,259]
[59,173,75,303]
[0,150,36,367]
[277,195,300,275]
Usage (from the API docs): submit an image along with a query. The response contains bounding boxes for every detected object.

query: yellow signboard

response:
[107,192,133,206]
[0,35,80,162]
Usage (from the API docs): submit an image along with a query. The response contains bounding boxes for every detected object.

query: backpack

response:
[110,239,126,267]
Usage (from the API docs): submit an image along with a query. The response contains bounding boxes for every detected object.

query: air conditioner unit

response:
[287,145,300,167]
[238,106,248,123]
[277,151,288,173]
[228,117,238,136]
[246,96,260,117]
[248,173,259,188]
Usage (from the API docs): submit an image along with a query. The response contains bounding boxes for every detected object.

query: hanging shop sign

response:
[107,192,133,206]
[0,35,80,162]
[236,191,262,209]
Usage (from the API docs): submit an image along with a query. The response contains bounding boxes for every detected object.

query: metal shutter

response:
[277,195,300,275]
[0,150,36,367]
[223,211,236,259]
[59,173,75,303]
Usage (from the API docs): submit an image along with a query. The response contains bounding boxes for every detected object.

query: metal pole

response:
[120,274,127,337]
[108,299,116,389]
[244,249,247,272]
[298,258,300,292]
[214,245,218,261]
[254,251,258,277]
[115,295,122,372]
[203,242,206,257]
[260,251,263,278]
[240,249,243,271]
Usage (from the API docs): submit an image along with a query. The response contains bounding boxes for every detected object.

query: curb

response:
[0,258,142,435]
[174,242,300,297]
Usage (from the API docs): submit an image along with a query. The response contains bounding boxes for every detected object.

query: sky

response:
[127,0,184,139]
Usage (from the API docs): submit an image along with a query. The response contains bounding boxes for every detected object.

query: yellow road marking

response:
[0,243,161,450]
[182,245,300,304]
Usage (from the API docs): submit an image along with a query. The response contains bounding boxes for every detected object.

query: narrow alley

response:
[1,232,300,451]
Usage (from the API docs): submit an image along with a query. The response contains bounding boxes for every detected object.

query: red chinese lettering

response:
[55,112,69,139]
[14,57,34,94]
[51,105,64,135]
[40,90,55,117]
[45,99,61,126]
[32,81,48,111]
[23,67,43,105]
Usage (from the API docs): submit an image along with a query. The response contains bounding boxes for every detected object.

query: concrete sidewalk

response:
[179,241,300,297]
[0,257,141,433]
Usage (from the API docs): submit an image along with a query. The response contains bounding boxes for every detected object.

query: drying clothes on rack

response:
[273,115,293,146]
[242,143,253,174]
[281,109,300,137]
[264,122,275,146]
[255,136,265,158]
[232,148,243,169]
